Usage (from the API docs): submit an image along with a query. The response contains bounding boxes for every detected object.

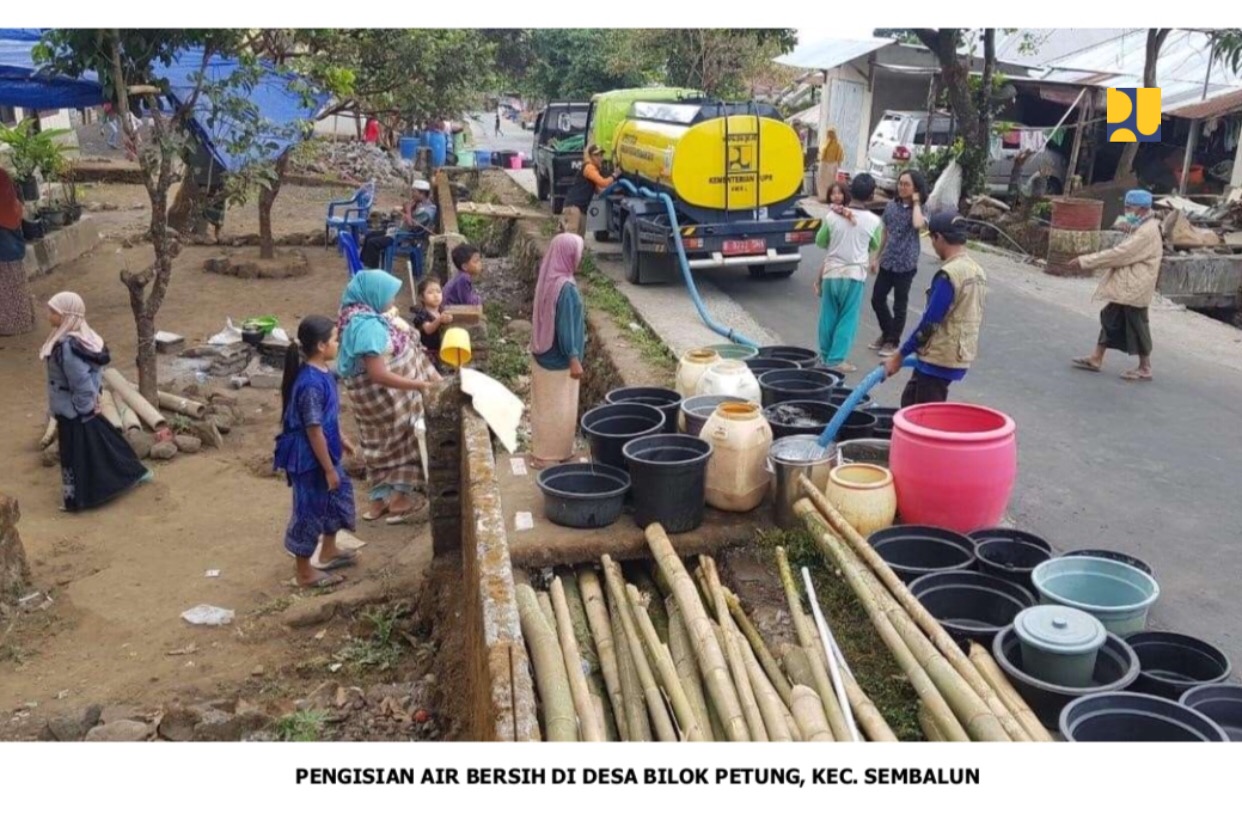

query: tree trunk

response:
[259,151,291,260]
[916,28,995,199]
[1008,148,1035,200]
[167,173,207,236]
[0,494,31,605]
[1116,29,1170,179]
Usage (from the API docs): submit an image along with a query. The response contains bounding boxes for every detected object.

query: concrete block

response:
[24,218,105,279]
[1158,254,1242,309]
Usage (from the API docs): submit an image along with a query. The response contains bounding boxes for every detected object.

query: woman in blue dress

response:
[275,316,358,588]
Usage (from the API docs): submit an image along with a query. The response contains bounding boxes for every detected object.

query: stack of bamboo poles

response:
[515,523,898,742]
[792,477,1052,743]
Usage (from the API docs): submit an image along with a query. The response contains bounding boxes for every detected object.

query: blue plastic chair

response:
[337,232,363,277]
[324,180,376,248]
[382,230,427,281]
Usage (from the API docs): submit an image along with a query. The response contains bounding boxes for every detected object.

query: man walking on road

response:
[884,212,987,407]
[1068,189,1162,382]
[494,112,502,136]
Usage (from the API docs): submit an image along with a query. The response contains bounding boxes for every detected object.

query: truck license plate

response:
[723,239,765,256]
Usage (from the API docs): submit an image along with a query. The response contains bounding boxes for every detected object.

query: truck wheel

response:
[622,220,643,284]
[552,195,565,216]
[748,264,798,280]
[593,229,613,243]
[536,174,549,201]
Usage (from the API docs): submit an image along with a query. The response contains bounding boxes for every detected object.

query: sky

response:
[796,25,885,47]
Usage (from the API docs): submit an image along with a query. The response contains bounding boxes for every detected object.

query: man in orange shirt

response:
[561,144,616,237]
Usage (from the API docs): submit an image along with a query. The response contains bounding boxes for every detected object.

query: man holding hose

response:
[883,212,987,407]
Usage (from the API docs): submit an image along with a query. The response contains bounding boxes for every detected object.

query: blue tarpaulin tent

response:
[0,28,106,109]
[0,30,324,173]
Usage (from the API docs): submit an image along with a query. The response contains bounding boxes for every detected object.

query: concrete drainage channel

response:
[427,170,924,741]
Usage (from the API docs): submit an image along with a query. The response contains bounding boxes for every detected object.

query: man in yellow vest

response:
[883,212,987,407]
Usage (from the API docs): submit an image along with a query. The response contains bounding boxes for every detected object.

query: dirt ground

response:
[0,183,429,737]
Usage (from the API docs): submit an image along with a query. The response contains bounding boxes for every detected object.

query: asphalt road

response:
[697,243,1242,666]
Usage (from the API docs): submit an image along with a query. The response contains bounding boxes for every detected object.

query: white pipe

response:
[802,567,861,742]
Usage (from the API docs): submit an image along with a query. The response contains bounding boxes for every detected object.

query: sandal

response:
[1071,357,1102,373]
[291,573,345,590]
[361,502,389,522]
[312,551,359,572]
[1121,370,1153,382]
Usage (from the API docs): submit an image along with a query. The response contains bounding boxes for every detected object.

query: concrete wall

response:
[23,218,105,279]
[1159,254,1242,309]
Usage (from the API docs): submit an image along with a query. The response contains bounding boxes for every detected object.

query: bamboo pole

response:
[838,668,898,742]
[516,583,578,741]
[602,556,677,742]
[665,597,714,741]
[609,586,650,741]
[797,480,1029,741]
[723,587,793,706]
[775,548,847,741]
[578,568,628,741]
[802,567,860,742]
[701,556,767,741]
[550,577,605,742]
[39,418,57,449]
[102,369,166,431]
[113,391,141,432]
[644,524,749,742]
[98,389,123,430]
[969,642,1053,742]
[919,701,945,742]
[626,584,706,741]
[790,685,834,741]
[536,590,558,635]
[737,631,792,741]
[561,571,618,740]
[157,391,207,419]
[629,565,669,643]
[794,502,982,742]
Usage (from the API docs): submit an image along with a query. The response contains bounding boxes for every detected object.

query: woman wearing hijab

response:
[338,269,441,524]
[1,168,36,336]
[530,233,587,468]
[42,293,150,511]
[816,128,846,203]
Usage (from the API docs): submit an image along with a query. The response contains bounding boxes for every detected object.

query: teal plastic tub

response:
[703,343,760,361]
[1032,556,1160,637]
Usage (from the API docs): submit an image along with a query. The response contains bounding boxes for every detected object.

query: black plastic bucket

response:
[1060,692,1228,742]
[605,386,682,434]
[758,368,840,408]
[869,525,977,583]
[680,395,744,438]
[1180,684,1242,741]
[1062,549,1154,579]
[762,400,835,440]
[581,403,666,470]
[808,365,848,385]
[993,627,1140,730]
[910,571,1034,648]
[756,345,819,369]
[973,536,1053,595]
[827,386,875,410]
[971,528,1053,553]
[623,434,712,534]
[869,406,899,439]
[834,408,878,441]
[1126,631,1232,700]
[536,463,631,529]
[744,357,799,378]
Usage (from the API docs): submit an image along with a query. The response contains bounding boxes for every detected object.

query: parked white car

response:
[862,110,1068,197]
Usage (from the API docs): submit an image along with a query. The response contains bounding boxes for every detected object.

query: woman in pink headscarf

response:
[529,232,586,468]
[42,292,150,511]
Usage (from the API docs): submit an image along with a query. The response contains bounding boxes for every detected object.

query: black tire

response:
[622,219,642,284]
[748,264,797,280]
[552,195,565,216]
[593,229,613,243]
[1046,177,1064,195]
[536,173,549,201]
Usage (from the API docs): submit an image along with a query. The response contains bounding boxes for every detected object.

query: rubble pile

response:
[291,139,414,186]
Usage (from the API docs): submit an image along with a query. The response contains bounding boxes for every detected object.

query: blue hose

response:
[602,179,758,348]
[817,355,919,448]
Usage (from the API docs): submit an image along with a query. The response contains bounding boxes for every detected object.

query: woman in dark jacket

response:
[41,292,150,511]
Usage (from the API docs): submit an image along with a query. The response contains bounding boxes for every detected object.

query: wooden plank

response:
[434,170,461,278]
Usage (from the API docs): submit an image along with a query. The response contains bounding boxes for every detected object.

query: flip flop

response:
[361,503,389,522]
[312,551,359,572]
[1121,371,1153,382]
[1071,358,1102,372]
[386,511,416,525]
[288,573,345,590]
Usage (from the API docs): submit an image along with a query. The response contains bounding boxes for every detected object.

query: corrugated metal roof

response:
[1168,86,1242,119]
[777,37,893,71]
[990,29,1132,67]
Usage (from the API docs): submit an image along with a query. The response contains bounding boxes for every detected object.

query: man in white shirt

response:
[814,174,883,372]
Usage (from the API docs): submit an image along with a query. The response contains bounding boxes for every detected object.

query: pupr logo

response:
[1107,87,1161,143]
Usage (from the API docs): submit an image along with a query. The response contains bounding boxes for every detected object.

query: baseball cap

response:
[413,179,432,192]
[927,211,966,240]
[587,144,603,156]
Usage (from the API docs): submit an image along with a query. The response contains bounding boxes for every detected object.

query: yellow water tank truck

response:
[584,89,821,284]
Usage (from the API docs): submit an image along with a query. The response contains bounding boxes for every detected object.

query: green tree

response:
[35,29,283,402]
[519,29,661,102]
[645,29,797,98]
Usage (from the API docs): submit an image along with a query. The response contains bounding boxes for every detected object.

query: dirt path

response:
[1,208,428,732]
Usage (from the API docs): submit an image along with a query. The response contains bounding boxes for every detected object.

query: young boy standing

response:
[814,174,883,372]
[442,243,483,307]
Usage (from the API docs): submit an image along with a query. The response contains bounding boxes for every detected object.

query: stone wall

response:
[0,494,31,604]
[459,409,539,741]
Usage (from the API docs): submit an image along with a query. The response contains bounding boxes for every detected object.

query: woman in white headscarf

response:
[41,292,150,511]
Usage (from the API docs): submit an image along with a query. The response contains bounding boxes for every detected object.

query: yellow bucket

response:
[441,326,473,367]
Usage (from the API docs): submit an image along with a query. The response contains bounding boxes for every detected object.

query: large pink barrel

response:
[889,403,1017,533]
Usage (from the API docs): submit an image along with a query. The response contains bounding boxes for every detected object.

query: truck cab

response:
[532,101,590,215]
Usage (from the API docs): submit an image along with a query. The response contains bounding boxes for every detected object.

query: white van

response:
[863,110,1068,197]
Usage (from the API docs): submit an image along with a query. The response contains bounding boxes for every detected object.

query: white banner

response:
[3,742,1239,821]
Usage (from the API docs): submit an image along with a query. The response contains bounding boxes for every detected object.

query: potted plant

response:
[0,118,72,203]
